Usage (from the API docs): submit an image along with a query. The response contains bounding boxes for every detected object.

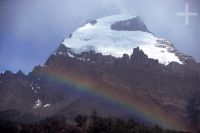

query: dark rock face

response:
[130,47,148,62]
[156,39,195,64]
[0,71,35,113]
[113,47,159,68]
[1,44,200,131]
[111,17,150,33]
[85,19,97,25]
[55,44,72,55]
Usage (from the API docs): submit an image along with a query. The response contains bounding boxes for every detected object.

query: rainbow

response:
[32,68,191,132]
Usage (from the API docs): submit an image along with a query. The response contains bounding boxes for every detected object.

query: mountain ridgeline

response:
[0,15,200,132]
[1,45,200,132]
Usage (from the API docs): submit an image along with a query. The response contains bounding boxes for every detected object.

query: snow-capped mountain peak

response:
[62,14,191,65]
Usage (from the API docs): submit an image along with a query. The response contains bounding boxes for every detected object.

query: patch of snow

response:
[91,61,95,63]
[36,86,41,89]
[30,83,39,93]
[43,104,51,108]
[62,14,183,65]
[58,52,63,55]
[139,44,181,65]
[57,51,75,58]
[30,84,34,90]
[77,57,86,61]
[67,52,75,57]
[33,99,42,109]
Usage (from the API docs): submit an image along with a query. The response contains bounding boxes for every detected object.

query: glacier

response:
[62,14,183,65]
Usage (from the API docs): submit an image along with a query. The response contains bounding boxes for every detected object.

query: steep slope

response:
[0,45,199,131]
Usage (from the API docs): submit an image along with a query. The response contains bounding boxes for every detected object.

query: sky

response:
[0,0,200,73]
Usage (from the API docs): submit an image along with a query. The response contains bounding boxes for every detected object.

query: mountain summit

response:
[0,14,200,132]
[62,14,193,65]
[110,16,150,32]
